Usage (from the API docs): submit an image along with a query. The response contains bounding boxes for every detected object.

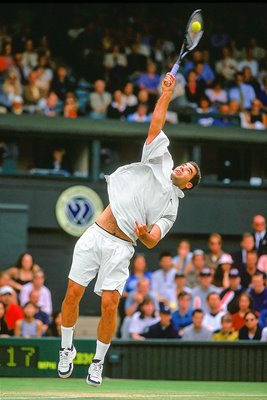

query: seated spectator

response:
[124,277,159,318]
[238,310,262,340]
[246,36,266,62]
[213,253,234,289]
[205,233,225,273]
[174,272,192,302]
[191,268,221,313]
[38,91,60,117]
[34,55,53,92]
[242,66,261,93]
[171,291,193,336]
[261,326,267,342]
[257,254,267,276]
[228,71,256,111]
[134,87,154,114]
[45,311,62,337]
[87,79,112,119]
[23,70,46,111]
[196,96,217,114]
[220,268,244,314]
[126,103,151,123]
[240,250,261,289]
[143,303,179,339]
[242,99,267,130]
[184,50,215,87]
[256,77,267,112]
[211,103,236,127]
[231,293,254,331]
[202,292,225,332]
[228,99,240,114]
[123,253,152,295]
[11,95,24,115]
[2,69,23,108]
[181,309,212,341]
[19,269,53,316]
[121,82,138,109]
[0,42,14,76]
[0,285,23,334]
[4,252,34,295]
[184,249,206,288]
[107,89,129,119]
[128,296,161,340]
[184,70,206,109]
[238,47,259,78]
[50,65,75,102]
[194,61,215,88]
[0,300,10,336]
[205,79,228,108]
[14,301,43,338]
[212,313,238,341]
[151,251,177,308]
[215,46,239,86]
[126,41,148,78]
[231,232,255,273]
[29,289,50,335]
[22,38,38,76]
[103,44,128,92]
[135,61,161,108]
[172,239,193,272]
[63,92,78,118]
[247,272,267,313]
[12,52,28,85]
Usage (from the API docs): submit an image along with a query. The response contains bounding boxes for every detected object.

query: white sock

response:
[61,325,74,349]
[94,340,110,362]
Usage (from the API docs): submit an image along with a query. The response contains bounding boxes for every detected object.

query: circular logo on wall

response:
[55,185,104,237]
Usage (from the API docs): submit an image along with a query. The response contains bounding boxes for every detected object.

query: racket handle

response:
[164,63,180,86]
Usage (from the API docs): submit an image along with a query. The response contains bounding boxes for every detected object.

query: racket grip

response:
[164,63,180,86]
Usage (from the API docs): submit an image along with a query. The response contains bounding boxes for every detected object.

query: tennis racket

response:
[164,9,204,86]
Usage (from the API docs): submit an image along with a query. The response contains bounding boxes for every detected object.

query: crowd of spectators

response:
[0,7,267,129]
[0,213,267,341]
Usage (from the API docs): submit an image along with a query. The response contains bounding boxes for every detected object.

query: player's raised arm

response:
[146,73,176,145]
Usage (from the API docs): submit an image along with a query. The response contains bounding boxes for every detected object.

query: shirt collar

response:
[173,185,185,198]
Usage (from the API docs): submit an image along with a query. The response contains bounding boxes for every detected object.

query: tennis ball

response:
[191,21,201,33]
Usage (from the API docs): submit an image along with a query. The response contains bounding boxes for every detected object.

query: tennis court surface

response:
[1,378,267,400]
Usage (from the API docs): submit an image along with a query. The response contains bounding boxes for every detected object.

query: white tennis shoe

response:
[86,359,104,387]
[58,345,76,378]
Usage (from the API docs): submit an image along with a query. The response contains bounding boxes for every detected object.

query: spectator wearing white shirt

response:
[128,296,160,340]
[19,269,52,316]
[151,251,177,307]
[238,47,259,78]
[202,292,225,333]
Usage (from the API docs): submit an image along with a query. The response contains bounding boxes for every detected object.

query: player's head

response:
[171,161,201,190]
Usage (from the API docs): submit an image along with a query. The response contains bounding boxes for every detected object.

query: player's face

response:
[171,162,196,189]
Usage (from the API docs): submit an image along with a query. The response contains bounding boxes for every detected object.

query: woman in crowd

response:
[123,253,152,296]
[128,296,160,340]
[5,252,35,294]
[14,301,43,338]
[231,293,254,331]
[45,311,62,337]
[238,311,262,340]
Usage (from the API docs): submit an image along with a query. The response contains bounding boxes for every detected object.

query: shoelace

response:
[60,350,71,367]
[90,362,103,379]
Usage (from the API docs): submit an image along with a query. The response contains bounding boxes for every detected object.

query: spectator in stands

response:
[87,79,112,119]
[184,70,206,109]
[12,52,28,85]
[103,44,128,92]
[261,326,267,342]
[171,291,193,336]
[194,61,215,88]
[215,47,239,86]
[247,272,267,313]
[126,41,148,77]
[252,214,267,257]
[196,96,216,115]
[231,292,254,331]
[257,77,267,112]
[151,251,177,307]
[257,254,267,276]
[184,50,215,87]
[135,87,153,114]
[4,252,34,295]
[238,310,262,340]
[19,269,53,316]
[22,38,38,76]
[202,292,225,332]
[191,268,221,313]
[0,300,10,336]
[107,89,129,120]
[23,70,46,110]
[142,303,179,339]
[238,47,259,78]
[184,249,206,288]
[205,79,228,109]
[220,268,244,314]
[0,285,23,334]
[2,69,23,108]
[126,103,151,123]
[228,99,240,114]
[213,253,234,289]
[14,301,43,337]
[211,103,236,127]
[231,232,255,273]
[229,72,256,111]
[150,37,165,74]
[205,233,225,272]
[172,239,193,273]
[246,36,266,62]
[242,99,267,130]
[123,253,152,295]
[121,82,138,109]
[63,92,78,118]
[242,66,261,93]
[34,55,54,94]
[50,65,75,102]
[135,62,161,108]
[240,250,261,289]
[174,271,192,298]
[29,289,50,333]
[212,313,238,341]
[38,91,60,117]
[45,311,62,337]
[181,309,212,341]
[124,277,159,318]
[0,42,14,76]
[128,296,160,340]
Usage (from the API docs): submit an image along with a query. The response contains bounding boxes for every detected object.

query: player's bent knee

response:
[101,290,120,312]
[64,280,85,304]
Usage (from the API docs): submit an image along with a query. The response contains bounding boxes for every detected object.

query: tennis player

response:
[58,72,201,386]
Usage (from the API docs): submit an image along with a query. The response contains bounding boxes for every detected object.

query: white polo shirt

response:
[105,131,184,244]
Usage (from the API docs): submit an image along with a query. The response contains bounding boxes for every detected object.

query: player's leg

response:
[87,289,120,386]
[58,279,85,378]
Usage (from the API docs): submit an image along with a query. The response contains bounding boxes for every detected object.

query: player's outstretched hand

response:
[134,220,148,238]
[162,72,175,92]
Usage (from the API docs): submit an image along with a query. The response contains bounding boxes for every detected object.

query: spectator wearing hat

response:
[213,253,234,289]
[184,249,207,288]
[143,303,179,339]
[172,240,193,273]
[172,291,193,336]
[247,272,267,313]
[0,286,23,334]
[238,311,262,341]
[191,268,221,313]
[181,309,212,341]
[212,313,238,341]
[202,292,226,333]
[220,268,244,314]
[231,233,255,273]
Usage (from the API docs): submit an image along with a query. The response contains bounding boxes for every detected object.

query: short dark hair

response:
[178,291,191,300]
[159,251,172,260]
[188,161,201,189]
[192,308,204,317]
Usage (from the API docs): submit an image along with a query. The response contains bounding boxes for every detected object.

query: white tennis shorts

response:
[68,223,135,296]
